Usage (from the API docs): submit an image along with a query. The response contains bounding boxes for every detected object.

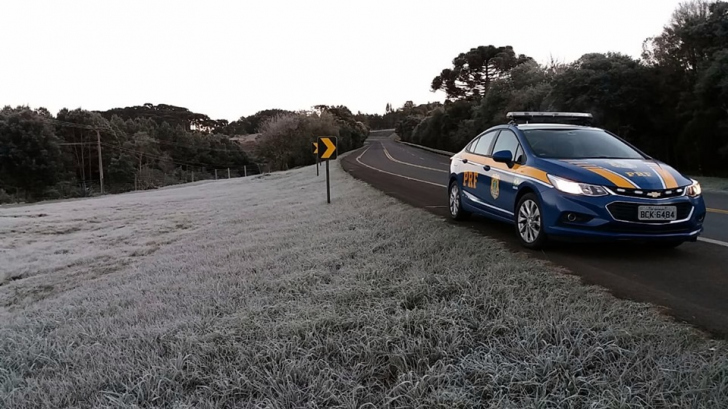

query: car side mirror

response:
[492,150,513,166]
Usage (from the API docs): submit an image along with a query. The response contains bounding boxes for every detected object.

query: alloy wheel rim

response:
[518,199,541,243]
[450,185,459,216]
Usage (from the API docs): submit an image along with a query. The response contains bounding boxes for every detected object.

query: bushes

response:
[256,109,368,171]
[0,189,14,204]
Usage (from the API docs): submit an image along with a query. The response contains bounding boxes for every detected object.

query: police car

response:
[448,112,706,249]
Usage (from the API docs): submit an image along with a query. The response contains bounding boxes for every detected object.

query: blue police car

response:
[448,112,706,249]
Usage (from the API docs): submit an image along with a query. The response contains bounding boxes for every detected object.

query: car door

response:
[486,129,522,215]
[461,130,499,213]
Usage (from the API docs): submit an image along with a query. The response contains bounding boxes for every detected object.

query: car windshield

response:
[522,128,645,159]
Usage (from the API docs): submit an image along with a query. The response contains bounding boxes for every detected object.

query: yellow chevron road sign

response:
[317,137,337,160]
[313,142,318,155]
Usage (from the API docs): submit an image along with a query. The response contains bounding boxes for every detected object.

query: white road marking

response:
[381,143,448,173]
[355,146,447,188]
[697,237,728,248]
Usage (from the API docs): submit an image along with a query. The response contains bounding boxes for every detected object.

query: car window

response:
[472,130,498,156]
[491,130,520,161]
[522,128,645,159]
[466,137,480,153]
[514,145,525,164]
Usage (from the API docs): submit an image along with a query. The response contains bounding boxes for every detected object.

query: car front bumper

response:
[538,188,706,242]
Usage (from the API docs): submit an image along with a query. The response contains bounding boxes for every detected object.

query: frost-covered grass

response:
[692,175,728,192]
[1,159,727,408]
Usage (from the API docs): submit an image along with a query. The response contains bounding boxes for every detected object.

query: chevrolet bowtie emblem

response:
[647,191,662,198]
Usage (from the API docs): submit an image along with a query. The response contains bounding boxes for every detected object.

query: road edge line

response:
[382,144,448,173]
[355,146,447,188]
[396,141,456,157]
[697,237,728,248]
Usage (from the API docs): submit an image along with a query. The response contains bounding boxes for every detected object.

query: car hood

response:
[540,158,692,190]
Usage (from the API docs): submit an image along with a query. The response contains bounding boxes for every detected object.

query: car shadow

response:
[454,214,695,261]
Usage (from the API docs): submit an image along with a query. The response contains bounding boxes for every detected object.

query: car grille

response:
[611,187,685,199]
[606,202,693,223]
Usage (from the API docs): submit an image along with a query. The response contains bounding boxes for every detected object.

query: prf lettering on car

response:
[463,171,478,188]
[626,172,651,177]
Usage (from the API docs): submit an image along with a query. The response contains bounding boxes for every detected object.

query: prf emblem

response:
[463,171,478,189]
[490,174,500,199]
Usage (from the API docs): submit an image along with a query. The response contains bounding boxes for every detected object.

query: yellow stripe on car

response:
[582,166,638,188]
[649,164,679,189]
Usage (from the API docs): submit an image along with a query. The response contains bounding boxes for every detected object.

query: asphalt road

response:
[342,136,728,339]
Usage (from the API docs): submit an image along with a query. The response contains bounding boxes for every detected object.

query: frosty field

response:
[1,159,727,408]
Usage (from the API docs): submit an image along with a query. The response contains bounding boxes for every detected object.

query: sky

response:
[1,0,686,121]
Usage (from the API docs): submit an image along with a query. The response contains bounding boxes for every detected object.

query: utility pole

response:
[96,129,104,194]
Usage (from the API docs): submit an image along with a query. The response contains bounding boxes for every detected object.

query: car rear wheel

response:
[449,181,470,221]
[516,193,547,249]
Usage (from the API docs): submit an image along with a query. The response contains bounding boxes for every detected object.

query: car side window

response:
[472,130,498,156]
[491,130,520,161]
[466,137,480,153]
[514,145,525,164]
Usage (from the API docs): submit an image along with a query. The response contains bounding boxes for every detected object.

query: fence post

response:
[244,165,247,177]
[227,168,230,179]
[215,169,218,180]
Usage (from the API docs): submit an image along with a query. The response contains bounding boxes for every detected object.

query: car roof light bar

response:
[506,111,593,125]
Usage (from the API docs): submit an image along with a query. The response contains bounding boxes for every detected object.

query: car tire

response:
[515,193,548,249]
[449,181,470,221]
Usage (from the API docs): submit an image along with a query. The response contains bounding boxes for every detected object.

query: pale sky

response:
[1,0,685,121]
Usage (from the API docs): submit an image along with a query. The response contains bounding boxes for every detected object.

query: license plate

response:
[638,206,677,221]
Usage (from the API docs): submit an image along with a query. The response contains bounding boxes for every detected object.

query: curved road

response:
[342,135,728,339]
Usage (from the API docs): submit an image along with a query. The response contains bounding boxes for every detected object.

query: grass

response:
[692,175,728,192]
[1,157,727,408]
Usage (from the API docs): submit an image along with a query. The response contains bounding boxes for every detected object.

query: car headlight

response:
[687,179,702,197]
[547,174,609,197]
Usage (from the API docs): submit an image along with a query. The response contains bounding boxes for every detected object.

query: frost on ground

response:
[693,175,728,192]
[1,159,727,408]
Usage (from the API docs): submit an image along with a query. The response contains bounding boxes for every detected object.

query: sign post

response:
[313,142,319,176]
[316,136,337,203]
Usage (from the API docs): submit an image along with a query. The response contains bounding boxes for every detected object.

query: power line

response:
[40,117,99,130]
[148,138,246,153]
[101,142,230,169]
[46,117,246,154]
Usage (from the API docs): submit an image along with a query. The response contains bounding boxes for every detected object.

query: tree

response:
[431,45,532,101]
[99,103,228,133]
[244,109,294,134]
[0,107,64,199]
[641,0,728,173]
[256,112,339,170]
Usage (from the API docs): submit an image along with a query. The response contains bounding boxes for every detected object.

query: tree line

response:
[0,105,253,203]
[393,0,728,176]
[0,102,370,203]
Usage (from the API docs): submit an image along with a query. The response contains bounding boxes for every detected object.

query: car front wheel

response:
[516,193,547,249]
[449,181,470,221]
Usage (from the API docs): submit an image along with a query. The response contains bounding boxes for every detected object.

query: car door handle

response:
[461,159,468,164]
[483,165,490,171]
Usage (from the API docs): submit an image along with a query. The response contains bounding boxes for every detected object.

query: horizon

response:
[2,0,685,121]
